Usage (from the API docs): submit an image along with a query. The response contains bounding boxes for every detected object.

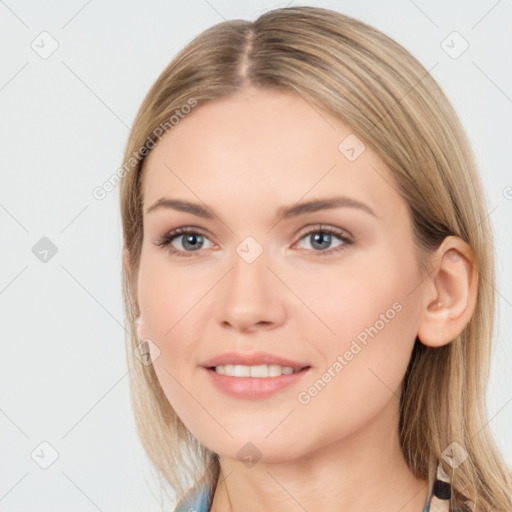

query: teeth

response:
[214,364,297,377]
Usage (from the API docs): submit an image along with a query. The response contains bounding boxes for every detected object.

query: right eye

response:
[155,227,215,257]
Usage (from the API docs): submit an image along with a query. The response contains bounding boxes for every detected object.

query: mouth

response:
[201,352,312,399]
[203,365,311,400]
[208,364,308,377]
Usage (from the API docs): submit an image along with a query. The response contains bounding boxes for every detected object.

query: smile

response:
[213,364,300,377]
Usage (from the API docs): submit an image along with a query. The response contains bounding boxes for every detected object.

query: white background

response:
[1,1,511,510]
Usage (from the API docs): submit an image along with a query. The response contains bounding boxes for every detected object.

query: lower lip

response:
[203,367,311,400]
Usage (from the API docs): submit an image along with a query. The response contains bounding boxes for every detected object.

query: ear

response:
[417,236,478,348]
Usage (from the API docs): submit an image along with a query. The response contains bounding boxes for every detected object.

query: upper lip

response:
[202,351,310,371]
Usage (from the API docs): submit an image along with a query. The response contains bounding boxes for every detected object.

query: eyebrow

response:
[145,196,376,219]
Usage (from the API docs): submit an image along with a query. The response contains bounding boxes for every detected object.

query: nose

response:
[215,247,287,333]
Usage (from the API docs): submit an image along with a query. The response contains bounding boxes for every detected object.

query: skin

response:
[127,86,477,512]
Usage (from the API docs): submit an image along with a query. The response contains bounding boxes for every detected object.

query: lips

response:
[200,351,312,399]
[201,351,310,372]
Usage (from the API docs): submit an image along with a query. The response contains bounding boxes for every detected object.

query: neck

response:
[209,398,429,512]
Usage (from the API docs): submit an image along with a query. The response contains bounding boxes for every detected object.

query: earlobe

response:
[417,236,478,348]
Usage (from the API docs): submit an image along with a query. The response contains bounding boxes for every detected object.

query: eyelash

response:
[155,225,354,258]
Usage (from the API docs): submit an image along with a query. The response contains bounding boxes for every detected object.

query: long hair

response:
[119,6,512,510]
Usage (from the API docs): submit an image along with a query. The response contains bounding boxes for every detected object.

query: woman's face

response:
[136,86,426,463]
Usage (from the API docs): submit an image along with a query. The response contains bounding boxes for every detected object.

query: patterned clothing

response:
[174,461,451,512]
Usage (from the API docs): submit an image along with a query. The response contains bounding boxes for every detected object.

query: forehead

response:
[141,88,402,221]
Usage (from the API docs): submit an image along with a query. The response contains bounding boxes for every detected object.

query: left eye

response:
[155,225,353,257]
[293,226,353,255]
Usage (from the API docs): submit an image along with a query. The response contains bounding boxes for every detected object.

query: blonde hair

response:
[120,6,512,510]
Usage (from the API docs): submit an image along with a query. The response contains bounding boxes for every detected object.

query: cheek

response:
[297,246,414,357]
[137,248,210,341]
[296,251,421,423]
[287,245,419,355]
[136,250,216,406]
[288,303,418,454]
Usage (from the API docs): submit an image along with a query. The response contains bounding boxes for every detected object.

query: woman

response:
[120,6,512,511]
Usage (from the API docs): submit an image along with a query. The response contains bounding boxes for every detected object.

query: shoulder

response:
[173,482,212,512]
